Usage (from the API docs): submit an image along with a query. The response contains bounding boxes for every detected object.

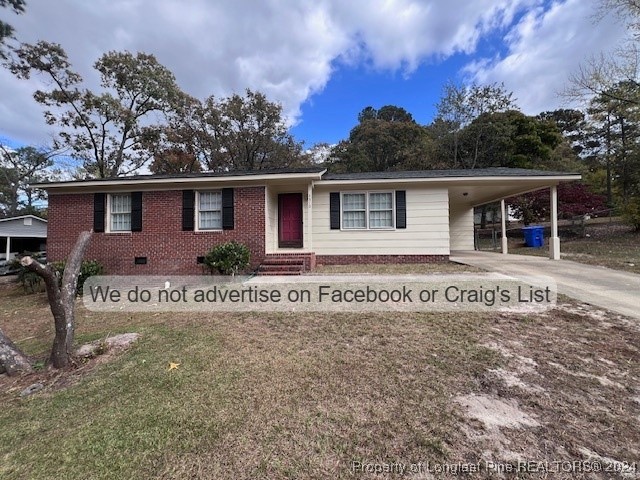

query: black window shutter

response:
[182,190,195,231]
[329,192,340,229]
[131,192,143,232]
[222,188,234,230]
[395,190,407,229]
[93,193,105,233]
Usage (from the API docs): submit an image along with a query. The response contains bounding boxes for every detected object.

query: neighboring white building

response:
[0,215,48,261]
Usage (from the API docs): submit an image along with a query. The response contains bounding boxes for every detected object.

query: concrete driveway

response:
[450,251,640,320]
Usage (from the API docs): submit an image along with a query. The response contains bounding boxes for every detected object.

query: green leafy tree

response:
[457,110,563,170]
[435,81,516,168]
[622,196,640,230]
[8,41,185,178]
[585,82,640,206]
[327,106,438,173]
[195,89,308,171]
[458,110,565,228]
[537,109,591,157]
[0,144,54,217]
[140,88,313,173]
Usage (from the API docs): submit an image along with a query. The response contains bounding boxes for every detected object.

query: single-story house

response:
[0,215,48,261]
[35,167,580,274]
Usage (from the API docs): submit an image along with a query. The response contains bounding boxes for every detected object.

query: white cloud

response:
[463,0,630,114]
[0,0,581,146]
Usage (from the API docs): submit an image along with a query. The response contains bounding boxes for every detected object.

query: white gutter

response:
[318,175,581,186]
[35,170,327,190]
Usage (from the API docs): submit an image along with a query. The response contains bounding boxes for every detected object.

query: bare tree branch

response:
[21,231,92,368]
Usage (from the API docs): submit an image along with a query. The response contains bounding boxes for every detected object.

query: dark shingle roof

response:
[321,168,579,181]
[34,166,326,186]
[35,166,580,188]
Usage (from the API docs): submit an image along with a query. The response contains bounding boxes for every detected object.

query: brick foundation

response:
[48,187,266,275]
[316,254,449,266]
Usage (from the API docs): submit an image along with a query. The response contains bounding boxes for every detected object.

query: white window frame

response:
[196,190,223,231]
[106,193,132,233]
[341,192,367,230]
[340,191,395,230]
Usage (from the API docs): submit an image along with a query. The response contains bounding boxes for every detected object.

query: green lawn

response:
[1,269,639,479]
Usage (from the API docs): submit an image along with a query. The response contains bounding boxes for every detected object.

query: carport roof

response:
[319,168,581,207]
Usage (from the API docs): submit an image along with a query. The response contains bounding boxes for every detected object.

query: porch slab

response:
[450,251,640,320]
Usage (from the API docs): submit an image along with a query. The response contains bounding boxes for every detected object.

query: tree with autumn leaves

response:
[6,42,310,179]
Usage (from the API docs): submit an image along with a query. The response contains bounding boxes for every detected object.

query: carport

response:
[447,168,581,260]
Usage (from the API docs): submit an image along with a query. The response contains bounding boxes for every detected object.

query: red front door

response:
[278,193,303,248]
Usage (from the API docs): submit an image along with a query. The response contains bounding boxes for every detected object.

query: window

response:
[369,192,393,228]
[342,193,366,229]
[110,194,131,232]
[198,191,222,230]
[341,191,394,229]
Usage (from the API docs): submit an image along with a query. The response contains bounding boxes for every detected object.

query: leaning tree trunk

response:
[0,328,33,376]
[21,231,92,369]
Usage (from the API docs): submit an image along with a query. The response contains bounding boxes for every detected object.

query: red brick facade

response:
[48,187,266,275]
[316,254,448,265]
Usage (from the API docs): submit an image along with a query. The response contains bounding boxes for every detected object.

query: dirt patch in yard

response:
[456,394,540,428]
[1,280,639,479]
[461,302,640,477]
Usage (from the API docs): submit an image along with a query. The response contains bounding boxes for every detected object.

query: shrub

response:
[622,197,640,232]
[204,241,250,275]
[52,259,105,295]
[508,182,607,224]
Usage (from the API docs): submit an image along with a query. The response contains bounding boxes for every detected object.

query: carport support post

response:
[549,185,560,260]
[4,236,9,262]
[500,199,508,254]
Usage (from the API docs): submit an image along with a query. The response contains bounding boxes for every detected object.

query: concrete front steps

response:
[257,253,316,276]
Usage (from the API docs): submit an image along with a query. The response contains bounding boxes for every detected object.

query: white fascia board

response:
[35,170,327,190]
[318,174,581,186]
[0,215,48,223]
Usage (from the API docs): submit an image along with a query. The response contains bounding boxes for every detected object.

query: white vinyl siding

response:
[313,186,450,255]
[110,194,131,232]
[341,191,394,230]
[449,203,475,251]
[198,191,222,230]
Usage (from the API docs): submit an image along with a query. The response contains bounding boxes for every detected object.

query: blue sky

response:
[290,27,514,146]
[291,58,457,146]
[0,0,628,153]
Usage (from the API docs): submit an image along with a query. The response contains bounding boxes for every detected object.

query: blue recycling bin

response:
[522,226,544,248]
